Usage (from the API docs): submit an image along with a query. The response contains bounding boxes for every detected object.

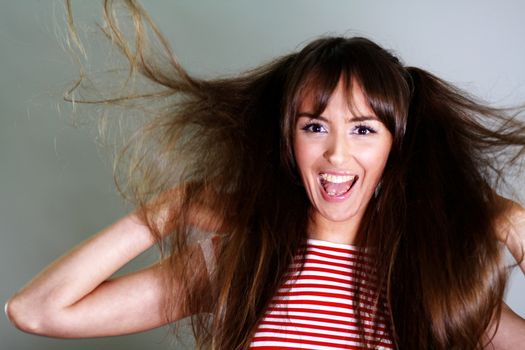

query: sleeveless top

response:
[249,239,395,350]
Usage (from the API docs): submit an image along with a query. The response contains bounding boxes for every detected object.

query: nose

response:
[323,131,348,166]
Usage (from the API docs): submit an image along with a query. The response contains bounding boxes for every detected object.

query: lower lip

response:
[319,179,357,203]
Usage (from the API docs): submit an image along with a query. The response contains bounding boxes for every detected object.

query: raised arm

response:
[494,196,525,273]
[5,212,173,337]
[5,187,221,338]
[486,196,525,349]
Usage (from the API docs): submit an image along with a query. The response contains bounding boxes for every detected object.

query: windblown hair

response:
[66,1,525,349]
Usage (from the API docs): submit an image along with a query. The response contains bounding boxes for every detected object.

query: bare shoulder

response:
[487,303,525,349]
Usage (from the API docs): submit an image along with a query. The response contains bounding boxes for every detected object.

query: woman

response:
[6,1,525,349]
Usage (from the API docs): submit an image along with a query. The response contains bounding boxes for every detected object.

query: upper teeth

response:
[320,173,355,183]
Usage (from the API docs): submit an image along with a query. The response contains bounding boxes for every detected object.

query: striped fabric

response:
[249,239,394,350]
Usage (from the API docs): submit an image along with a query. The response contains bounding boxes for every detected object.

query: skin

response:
[294,79,392,244]
[5,213,171,337]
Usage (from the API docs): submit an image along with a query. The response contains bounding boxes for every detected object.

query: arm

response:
[5,186,221,338]
[486,196,525,349]
[5,212,182,337]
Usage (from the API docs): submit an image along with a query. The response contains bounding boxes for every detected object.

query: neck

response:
[307,211,363,245]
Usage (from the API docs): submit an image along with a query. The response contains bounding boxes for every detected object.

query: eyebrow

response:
[297,112,380,123]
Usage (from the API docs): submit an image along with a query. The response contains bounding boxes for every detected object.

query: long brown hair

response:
[66,1,525,348]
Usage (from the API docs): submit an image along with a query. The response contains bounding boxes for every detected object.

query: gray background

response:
[1,1,524,349]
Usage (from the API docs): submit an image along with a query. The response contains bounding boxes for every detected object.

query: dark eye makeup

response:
[300,122,326,133]
[352,124,377,135]
[299,121,378,135]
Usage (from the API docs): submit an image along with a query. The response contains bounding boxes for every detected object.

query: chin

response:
[318,206,361,223]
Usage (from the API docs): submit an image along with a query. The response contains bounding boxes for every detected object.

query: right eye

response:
[301,122,327,133]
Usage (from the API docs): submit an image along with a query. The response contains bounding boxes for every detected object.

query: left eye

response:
[302,123,326,133]
[353,125,376,135]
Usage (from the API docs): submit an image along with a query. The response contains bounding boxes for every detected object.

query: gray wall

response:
[2,1,524,349]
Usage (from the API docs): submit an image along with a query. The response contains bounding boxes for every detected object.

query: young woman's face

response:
[294,80,393,230]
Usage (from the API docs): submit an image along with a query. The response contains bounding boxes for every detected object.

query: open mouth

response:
[319,173,358,197]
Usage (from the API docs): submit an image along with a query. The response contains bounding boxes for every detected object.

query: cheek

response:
[358,142,392,181]
[293,139,315,176]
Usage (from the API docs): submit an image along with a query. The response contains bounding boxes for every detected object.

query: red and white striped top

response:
[249,239,394,350]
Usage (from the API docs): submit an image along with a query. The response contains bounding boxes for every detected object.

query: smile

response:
[319,173,358,198]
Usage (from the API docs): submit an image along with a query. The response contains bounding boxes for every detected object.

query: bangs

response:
[290,58,406,139]
[294,64,344,118]
[293,67,378,122]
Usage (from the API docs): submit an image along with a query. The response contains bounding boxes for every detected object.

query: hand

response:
[493,194,525,273]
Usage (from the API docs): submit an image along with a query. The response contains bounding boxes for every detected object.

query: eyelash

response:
[301,122,326,133]
[354,124,377,135]
[300,122,377,135]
